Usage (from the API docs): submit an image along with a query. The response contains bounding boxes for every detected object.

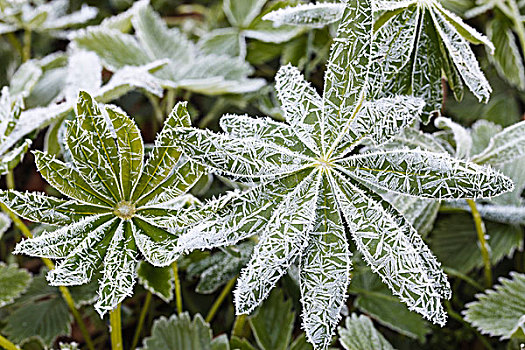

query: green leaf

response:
[263,3,344,29]
[9,60,42,96]
[4,297,72,347]
[224,0,266,28]
[289,334,314,350]
[0,263,32,308]
[137,261,174,302]
[349,267,431,342]
[249,289,295,350]
[431,214,523,273]
[463,272,525,340]
[0,212,10,240]
[486,15,525,90]
[139,312,230,350]
[132,216,180,267]
[338,313,394,350]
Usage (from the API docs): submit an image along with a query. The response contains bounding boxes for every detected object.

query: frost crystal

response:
[2,92,203,316]
[170,1,513,348]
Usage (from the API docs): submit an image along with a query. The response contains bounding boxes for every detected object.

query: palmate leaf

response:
[171,1,514,348]
[139,312,230,350]
[2,92,204,317]
[338,314,394,350]
[74,3,265,95]
[463,272,525,340]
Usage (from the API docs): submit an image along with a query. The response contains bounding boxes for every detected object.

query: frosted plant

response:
[263,2,345,28]
[0,0,97,37]
[170,1,514,348]
[0,91,203,316]
[198,0,305,59]
[72,2,265,95]
[264,0,495,121]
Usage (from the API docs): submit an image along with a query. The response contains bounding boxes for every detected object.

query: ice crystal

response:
[1,92,203,316]
[73,1,265,95]
[170,1,513,348]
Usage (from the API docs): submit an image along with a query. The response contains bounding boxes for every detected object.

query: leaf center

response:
[314,157,334,171]
[114,201,136,220]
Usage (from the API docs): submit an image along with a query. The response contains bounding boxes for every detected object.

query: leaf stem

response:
[5,170,15,190]
[22,29,31,62]
[172,261,183,314]
[110,303,123,350]
[466,199,492,287]
[0,202,96,350]
[131,292,152,350]
[0,334,19,350]
[205,277,236,323]
[145,92,164,132]
[231,314,247,338]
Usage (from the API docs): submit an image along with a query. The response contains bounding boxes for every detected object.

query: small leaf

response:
[263,3,345,29]
[224,0,266,28]
[338,313,394,350]
[471,120,525,166]
[249,289,295,350]
[463,272,525,340]
[139,312,230,350]
[137,261,174,302]
[0,263,32,308]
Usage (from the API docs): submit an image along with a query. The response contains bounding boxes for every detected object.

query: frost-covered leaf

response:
[249,288,295,350]
[434,117,472,159]
[74,3,264,95]
[0,263,32,308]
[139,312,230,350]
[338,149,513,200]
[463,272,525,340]
[383,193,440,236]
[5,92,203,318]
[263,3,345,28]
[187,241,253,294]
[0,212,10,239]
[471,120,525,166]
[137,261,174,302]
[338,314,394,350]
[224,0,266,28]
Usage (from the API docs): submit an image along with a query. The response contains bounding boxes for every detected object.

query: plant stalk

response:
[22,29,31,62]
[466,199,492,287]
[0,202,96,350]
[172,261,183,314]
[110,304,123,350]
[131,292,152,350]
[5,170,15,190]
[6,33,23,58]
[0,334,19,350]
[205,277,236,323]
[232,314,247,338]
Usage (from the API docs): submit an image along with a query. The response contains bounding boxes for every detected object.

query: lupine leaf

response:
[263,3,345,28]
[0,263,32,308]
[338,314,394,350]
[137,261,174,302]
[471,120,525,166]
[463,272,525,340]
[224,0,266,28]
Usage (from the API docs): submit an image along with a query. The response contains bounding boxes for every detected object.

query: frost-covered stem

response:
[0,334,19,350]
[466,199,492,287]
[205,277,236,323]
[5,33,23,58]
[232,314,248,338]
[131,291,152,350]
[0,203,95,350]
[22,29,31,62]
[172,261,183,314]
[110,304,123,350]
[508,0,525,59]
[5,171,15,190]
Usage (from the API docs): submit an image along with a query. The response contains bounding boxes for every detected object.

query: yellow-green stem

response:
[205,277,236,323]
[165,89,176,115]
[172,261,183,314]
[110,304,123,350]
[0,202,95,350]
[5,171,15,190]
[232,314,247,338]
[22,29,31,62]
[131,292,152,350]
[0,334,19,350]
[466,199,492,287]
